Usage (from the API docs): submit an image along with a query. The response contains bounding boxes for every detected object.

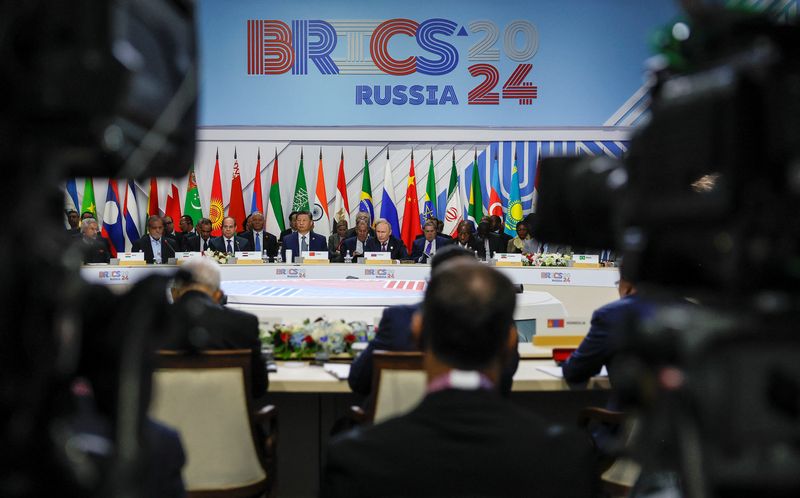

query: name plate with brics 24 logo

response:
[494,253,523,267]
[301,251,330,264]
[364,252,392,264]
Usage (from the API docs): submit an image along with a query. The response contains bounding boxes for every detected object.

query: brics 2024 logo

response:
[247,18,538,106]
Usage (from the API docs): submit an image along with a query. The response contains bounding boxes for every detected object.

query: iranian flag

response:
[442,149,463,237]
[266,148,285,234]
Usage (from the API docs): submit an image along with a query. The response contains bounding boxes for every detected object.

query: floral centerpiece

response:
[521,252,572,267]
[261,318,375,360]
[206,250,232,265]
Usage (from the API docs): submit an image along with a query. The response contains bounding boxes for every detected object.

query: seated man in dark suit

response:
[562,273,645,384]
[453,220,480,255]
[349,245,519,398]
[410,219,452,263]
[280,210,327,262]
[490,214,513,246]
[131,216,177,264]
[163,257,267,399]
[364,218,408,260]
[181,217,213,253]
[278,211,297,242]
[325,261,594,498]
[341,220,371,261]
[475,219,505,260]
[78,218,112,263]
[241,211,278,261]
[209,216,251,255]
[66,209,80,236]
[343,210,376,239]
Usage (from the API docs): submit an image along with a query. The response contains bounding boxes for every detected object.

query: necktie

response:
[424,240,432,256]
[255,233,261,252]
[485,239,490,258]
[382,243,387,252]
[226,239,233,253]
[301,235,308,252]
[203,239,208,252]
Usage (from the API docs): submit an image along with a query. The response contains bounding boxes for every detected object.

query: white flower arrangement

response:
[522,252,572,267]
[205,250,232,265]
[261,318,375,359]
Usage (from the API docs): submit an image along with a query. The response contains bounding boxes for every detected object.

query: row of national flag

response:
[64,147,537,255]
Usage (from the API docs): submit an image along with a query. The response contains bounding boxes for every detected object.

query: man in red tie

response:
[365,218,409,260]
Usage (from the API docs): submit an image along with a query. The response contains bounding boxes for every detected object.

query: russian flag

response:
[123,180,141,251]
[102,179,125,257]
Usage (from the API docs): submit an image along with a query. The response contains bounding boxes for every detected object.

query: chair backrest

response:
[366,351,426,424]
[150,350,268,496]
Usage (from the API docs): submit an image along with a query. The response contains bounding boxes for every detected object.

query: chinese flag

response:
[228,148,247,231]
[400,151,422,252]
[209,149,224,236]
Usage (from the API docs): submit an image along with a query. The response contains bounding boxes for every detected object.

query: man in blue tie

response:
[410,220,452,263]
[209,216,251,255]
[242,211,278,261]
[280,210,328,262]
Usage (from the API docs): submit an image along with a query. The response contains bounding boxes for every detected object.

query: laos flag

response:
[101,179,125,257]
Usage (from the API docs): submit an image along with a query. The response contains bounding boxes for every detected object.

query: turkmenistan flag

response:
[183,166,202,224]
[467,150,483,224]
[292,149,310,212]
[81,177,97,219]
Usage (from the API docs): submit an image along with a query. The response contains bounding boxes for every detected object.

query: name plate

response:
[494,253,523,267]
[235,251,264,264]
[301,251,330,264]
[176,252,203,263]
[572,254,600,268]
[364,251,392,264]
[118,252,146,266]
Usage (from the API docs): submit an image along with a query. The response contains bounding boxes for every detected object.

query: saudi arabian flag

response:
[81,177,97,219]
[183,167,202,224]
[467,151,483,224]
[292,149,310,212]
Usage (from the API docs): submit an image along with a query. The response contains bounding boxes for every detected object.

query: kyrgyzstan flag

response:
[101,179,125,257]
[229,148,247,231]
[209,148,224,236]
[400,150,422,252]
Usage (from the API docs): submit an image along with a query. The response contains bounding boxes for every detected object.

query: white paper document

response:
[536,365,608,378]
[323,363,351,380]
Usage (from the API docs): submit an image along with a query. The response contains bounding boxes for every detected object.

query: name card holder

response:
[572,254,601,268]
[494,253,523,267]
[175,252,203,265]
[117,252,146,266]
[300,251,330,264]
[235,251,264,264]
[364,252,392,265]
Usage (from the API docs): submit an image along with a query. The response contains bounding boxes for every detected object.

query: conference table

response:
[83,262,615,497]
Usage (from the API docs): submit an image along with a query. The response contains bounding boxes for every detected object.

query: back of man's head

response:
[422,261,516,370]
[174,257,221,299]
